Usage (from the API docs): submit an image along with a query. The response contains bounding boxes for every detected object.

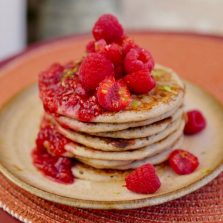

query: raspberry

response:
[79,53,114,91]
[104,43,123,64]
[124,70,156,94]
[97,76,131,112]
[184,110,206,135]
[124,48,154,73]
[92,14,124,43]
[114,64,124,79]
[122,38,138,55]
[86,40,95,53]
[169,149,199,175]
[125,163,161,194]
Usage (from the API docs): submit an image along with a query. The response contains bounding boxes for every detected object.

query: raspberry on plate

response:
[97,76,131,112]
[124,70,156,94]
[92,14,124,43]
[124,48,154,74]
[79,53,114,91]
[125,163,161,194]
[184,110,206,135]
[169,149,199,175]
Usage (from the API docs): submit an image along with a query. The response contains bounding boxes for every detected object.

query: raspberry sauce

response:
[39,63,103,122]
[33,118,74,184]
[32,145,74,184]
[36,118,70,157]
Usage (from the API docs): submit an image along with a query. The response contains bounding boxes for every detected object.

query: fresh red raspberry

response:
[124,70,156,94]
[124,48,154,73]
[125,163,161,194]
[122,38,138,55]
[97,76,131,112]
[184,110,206,135]
[169,149,199,175]
[104,43,123,64]
[86,40,95,53]
[79,53,114,91]
[114,64,124,79]
[92,14,124,43]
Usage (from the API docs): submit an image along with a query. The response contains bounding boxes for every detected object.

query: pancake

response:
[72,137,183,181]
[64,122,184,161]
[76,157,133,168]
[116,137,183,170]
[56,117,183,151]
[72,163,130,182]
[38,63,186,180]
[77,137,183,169]
[55,104,182,133]
[91,108,183,139]
[57,64,185,123]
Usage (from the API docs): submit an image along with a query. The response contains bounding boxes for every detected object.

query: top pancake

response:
[57,64,185,123]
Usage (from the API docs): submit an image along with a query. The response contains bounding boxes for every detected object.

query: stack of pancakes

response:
[46,65,185,178]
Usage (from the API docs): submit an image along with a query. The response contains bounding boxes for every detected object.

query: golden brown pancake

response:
[56,116,184,151]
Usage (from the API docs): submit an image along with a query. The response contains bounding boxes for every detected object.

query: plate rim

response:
[0,82,222,209]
